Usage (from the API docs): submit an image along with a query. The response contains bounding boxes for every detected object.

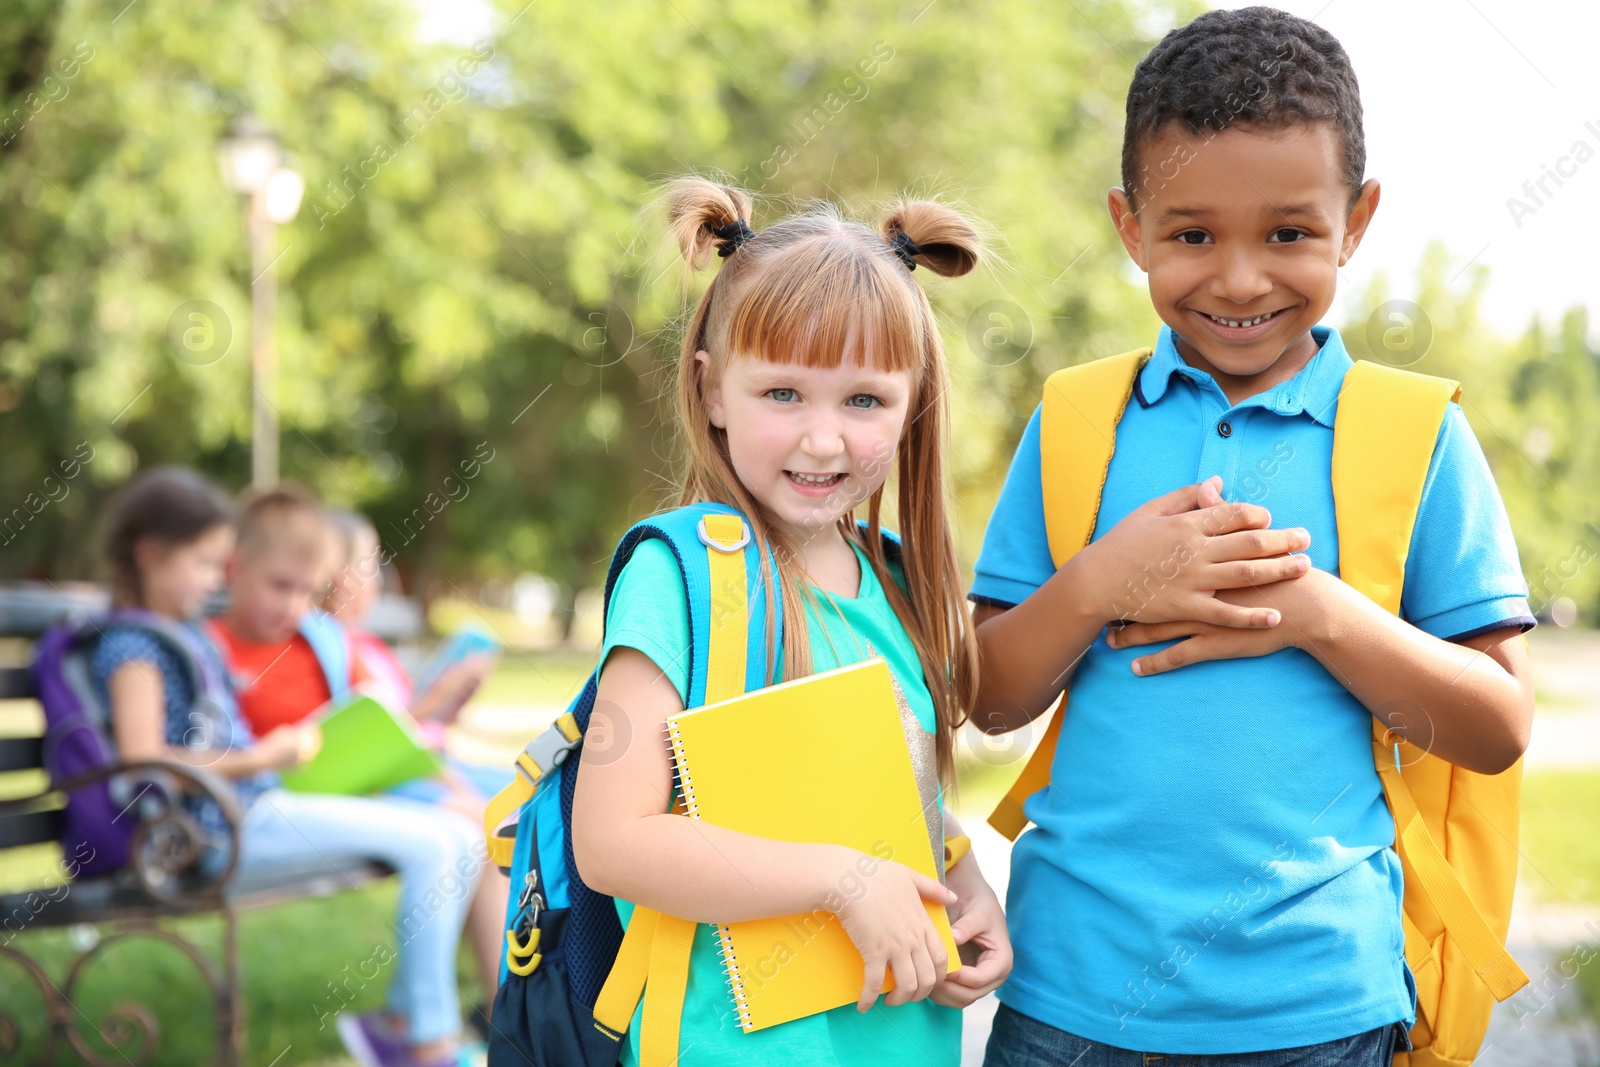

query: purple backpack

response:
[31,608,229,879]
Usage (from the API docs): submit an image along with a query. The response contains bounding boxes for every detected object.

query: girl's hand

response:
[932,856,1012,1008]
[413,653,497,721]
[1080,476,1312,630]
[828,851,958,1012]
[1106,570,1332,675]
[256,724,322,769]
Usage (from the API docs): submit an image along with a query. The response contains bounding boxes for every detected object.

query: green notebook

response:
[279,685,445,795]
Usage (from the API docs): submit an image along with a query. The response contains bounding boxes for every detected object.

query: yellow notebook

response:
[663,657,959,1032]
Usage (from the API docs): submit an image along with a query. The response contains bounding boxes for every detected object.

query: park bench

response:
[0,583,424,1067]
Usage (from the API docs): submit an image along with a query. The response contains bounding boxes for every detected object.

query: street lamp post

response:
[219,114,304,490]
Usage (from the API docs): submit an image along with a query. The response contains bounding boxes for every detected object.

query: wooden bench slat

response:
[0,735,44,773]
[0,808,64,849]
[0,665,35,700]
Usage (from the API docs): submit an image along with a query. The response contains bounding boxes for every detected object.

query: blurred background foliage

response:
[0,0,1595,630]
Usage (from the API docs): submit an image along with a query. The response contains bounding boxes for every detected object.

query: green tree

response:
[1342,243,1600,621]
[2,0,1186,627]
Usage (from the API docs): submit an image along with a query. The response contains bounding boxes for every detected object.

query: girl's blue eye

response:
[767,387,797,403]
[847,394,880,410]
[1268,227,1307,243]
[1175,230,1211,246]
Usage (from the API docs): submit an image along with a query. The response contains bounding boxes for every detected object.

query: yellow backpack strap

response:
[592,511,752,1065]
[593,903,657,1035]
[988,349,1151,840]
[1331,361,1528,1003]
[483,712,582,870]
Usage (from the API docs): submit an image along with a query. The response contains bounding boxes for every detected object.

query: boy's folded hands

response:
[1087,474,1323,674]
[1082,474,1312,632]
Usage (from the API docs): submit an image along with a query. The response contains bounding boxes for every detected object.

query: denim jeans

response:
[229,789,482,1044]
[983,1002,1412,1067]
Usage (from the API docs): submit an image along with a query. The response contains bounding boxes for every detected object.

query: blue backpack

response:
[483,502,903,1067]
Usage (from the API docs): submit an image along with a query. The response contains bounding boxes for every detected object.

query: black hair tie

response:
[888,229,922,271]
[712,218,756,257]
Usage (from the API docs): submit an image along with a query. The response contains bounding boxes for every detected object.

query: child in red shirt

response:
[208,485,509,1006]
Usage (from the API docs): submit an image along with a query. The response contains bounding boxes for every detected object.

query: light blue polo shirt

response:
[969,324,1534,1054]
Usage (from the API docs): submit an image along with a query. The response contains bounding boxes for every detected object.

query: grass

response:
[1519,769,1600,904]
[1513,770,1600,1030]
[1,882,485,1066]
[472,652,593,709]
[1579,951,1600,1030]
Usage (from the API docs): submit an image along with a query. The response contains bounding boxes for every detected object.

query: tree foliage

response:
[2,0,1595,624]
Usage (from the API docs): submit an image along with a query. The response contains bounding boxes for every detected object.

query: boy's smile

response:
[1109,123,1380,404]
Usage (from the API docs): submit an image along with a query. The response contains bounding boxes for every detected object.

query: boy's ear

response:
[1107,188,1148,272]
[1338,179,1381,267]
[695,349,727,429]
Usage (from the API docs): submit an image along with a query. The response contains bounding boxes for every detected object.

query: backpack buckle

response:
[697,516,750,553]
[519,721,580,784]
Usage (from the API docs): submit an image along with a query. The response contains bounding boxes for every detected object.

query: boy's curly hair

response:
[1121,5,1365,211]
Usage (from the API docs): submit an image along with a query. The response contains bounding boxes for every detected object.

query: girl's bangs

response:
[722,240,925,374]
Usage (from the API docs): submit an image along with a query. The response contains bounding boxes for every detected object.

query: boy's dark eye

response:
[1175,230,1211,246]
[1268,227,1308,243]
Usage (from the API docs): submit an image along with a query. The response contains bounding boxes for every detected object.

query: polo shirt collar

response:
[1134,324,1353,428]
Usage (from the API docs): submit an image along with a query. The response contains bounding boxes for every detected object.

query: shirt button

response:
[1217,420,1233,438]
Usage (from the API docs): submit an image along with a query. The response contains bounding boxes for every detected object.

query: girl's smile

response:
[784,469,848,495]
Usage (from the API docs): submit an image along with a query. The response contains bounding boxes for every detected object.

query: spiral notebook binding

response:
[665,719,754,1029]
[715,921,755,1031]
[662,719,701,819]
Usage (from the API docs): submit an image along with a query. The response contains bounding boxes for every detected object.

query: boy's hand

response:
[829,852,957,1012]
[1081,475,1312,630]
[1106,568,1334,675]
[931,854,1012,1008]
[256,723,323,769]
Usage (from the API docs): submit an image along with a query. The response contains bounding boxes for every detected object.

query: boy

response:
[208,485,365,732]
[209,485,511,1010]
[970,7,1535,1064]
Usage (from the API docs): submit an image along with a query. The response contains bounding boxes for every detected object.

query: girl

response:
[93,466,486,1067]
[320,507,498,764]
[321,505,514,1011]
[570,179,1013,1067]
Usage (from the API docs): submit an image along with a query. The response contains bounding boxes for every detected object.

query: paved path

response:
[1477,904,1600,1067]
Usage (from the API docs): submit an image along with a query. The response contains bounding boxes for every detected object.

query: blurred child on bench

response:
[206,484,510,1015]
[94,466,487,1067]
[321,507,510,802]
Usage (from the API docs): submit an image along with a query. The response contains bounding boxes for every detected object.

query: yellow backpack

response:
[986,349,1529,1066]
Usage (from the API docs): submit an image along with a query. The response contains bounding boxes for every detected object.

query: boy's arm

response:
[1118,573,1531,774]
[1300,575,1532,774]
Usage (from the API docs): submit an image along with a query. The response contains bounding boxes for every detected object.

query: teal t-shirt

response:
[600,534,960,1067]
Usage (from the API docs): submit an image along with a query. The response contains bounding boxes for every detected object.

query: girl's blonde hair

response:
[663,177,981,788]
